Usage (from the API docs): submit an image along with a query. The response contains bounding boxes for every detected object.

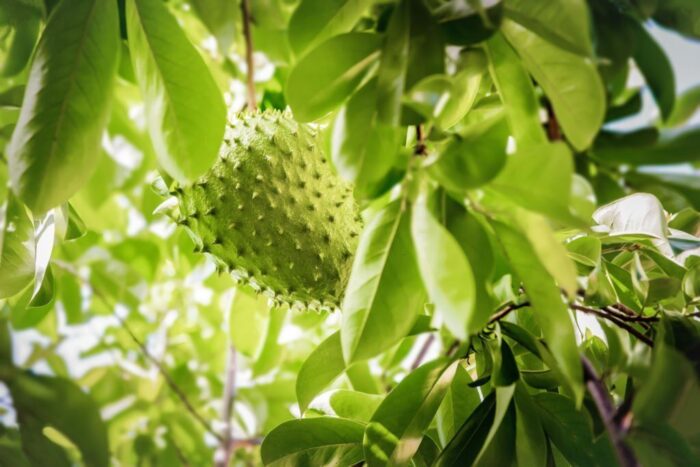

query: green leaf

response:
[363,359,457,466]
[593,127,700,165]
[630,21,675,121]
[474,386,516,466]
[534,392,595,466]
[412,189,481,341]
[261,416,365,466]
[7,0,120,213]
[329,390,383,423]
[485,33,547,148]
[8,372,109,467]
[286,32,382,122]
[491,220,583,400]
[0,193,34,298]
[665,85,700,128]
[376,0,443,125]
[288,0,373,58]
[436,362,480,446]
[0,12,40,77]
[189,0,239,52]
[433,392,496,467]
[126,0,226,183]
[331,78,403,200]
[341,199,426,363]
[296,331,345,413]
[502,19,605,150]
[428,115,509,192]
[567,236,601,268]
[503,0,593,57]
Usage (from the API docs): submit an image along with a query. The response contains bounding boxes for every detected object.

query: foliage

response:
[0,0,700,465]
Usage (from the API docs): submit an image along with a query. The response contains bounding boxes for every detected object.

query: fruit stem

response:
[241,0,257,110]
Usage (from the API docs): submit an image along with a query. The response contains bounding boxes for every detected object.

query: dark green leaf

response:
[261,417,365,466]
[8,0,120,213]
[593,127,700,165]
[436,362,480,446]
[534,392,595,466]
[363,359,457,466]
[654,0,700,39]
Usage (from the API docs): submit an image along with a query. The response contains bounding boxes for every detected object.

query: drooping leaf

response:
[491,220,583,400]
[296,331,345,413]
[341,199,426,363]
[593,127,700,166]
[363,359,457,466]
[286,32,382,122]
[412,189,481,340]
[0,193,34,298]
[126,0,226,183]
[502,19,605,150]
[288,0,374,58]
[7,0,120,213]
[665,85,700,128]
[514,383,547,467]
[485,33,546,149]
[653,0,700,39]
[436,362,480,446]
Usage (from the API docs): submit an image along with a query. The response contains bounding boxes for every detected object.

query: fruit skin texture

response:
[167,109,361,310]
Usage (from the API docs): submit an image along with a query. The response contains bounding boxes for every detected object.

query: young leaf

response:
[0,193,35,298]
[7,0,120,213]
[126,0,226,183]
[288,0,374,58]
[363,359,457,466]
[502,19,605,150]
[491,220,583,400]
[485,33,547,148]
[7,372,110,467]
[286,32,382,122]
[329,390,383,423]
[412,189,482,340]
[341,199,426,364]
[261,417,365,466]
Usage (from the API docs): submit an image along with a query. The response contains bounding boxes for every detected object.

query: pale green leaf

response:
[127,0,226,182]
[329,390,383,423]
[7,0,120,213]
[0,193,34,298]
[341,199,426,363]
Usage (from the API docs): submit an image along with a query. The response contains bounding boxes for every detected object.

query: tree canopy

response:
[1,0,700,465]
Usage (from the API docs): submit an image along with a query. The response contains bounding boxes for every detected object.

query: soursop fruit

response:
[159,109,361,310]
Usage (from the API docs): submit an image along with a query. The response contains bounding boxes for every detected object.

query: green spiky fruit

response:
[164,109,361,310]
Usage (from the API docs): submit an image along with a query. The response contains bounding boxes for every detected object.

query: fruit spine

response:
[159,109,361,311]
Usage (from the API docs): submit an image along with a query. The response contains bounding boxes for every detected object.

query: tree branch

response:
[411,334,435,370]
[571,304,654,347]
[414,125,427,156]
[216,344,237,467]
[581,356,640,467]
[240,0,256,110]
[488,301,530,324]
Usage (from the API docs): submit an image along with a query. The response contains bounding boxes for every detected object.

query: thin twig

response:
[115,313,224,443]
[571,304,654,347]
[414,125,427,156]
[240,0,256,110]
[216,345,237,467]
[411,334,435,370]
[488,302,530,324]
[581,356,639,467]
[546,101,561,141]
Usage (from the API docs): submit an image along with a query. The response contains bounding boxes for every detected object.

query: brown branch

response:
[411,334,435,370]
[414,125,427,156]
[582,356,640,467]
[240,0,256,110]
[488,302,530,324]
[571,304,654,347]
[546,101,561,141]
[216,345,238,467]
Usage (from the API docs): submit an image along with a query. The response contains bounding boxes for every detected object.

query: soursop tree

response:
[0,0,700,465]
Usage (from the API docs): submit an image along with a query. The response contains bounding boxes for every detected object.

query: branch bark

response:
[240,0,256,110]
[581,356,640,467]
